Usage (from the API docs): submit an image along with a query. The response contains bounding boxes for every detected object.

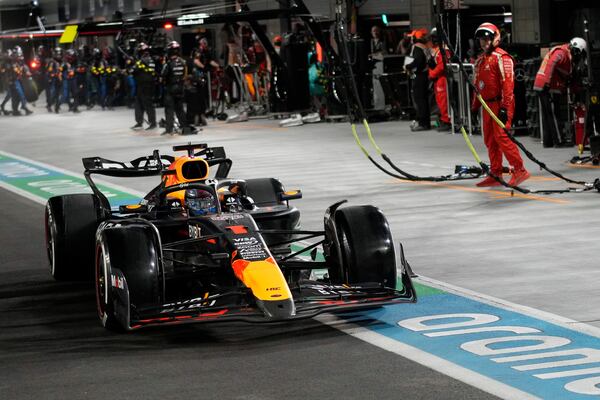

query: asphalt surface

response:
[0,189,498,399]
[4,100,600,399]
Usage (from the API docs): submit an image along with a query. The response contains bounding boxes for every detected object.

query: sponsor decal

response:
[209,213,245,221]
[355,288,600,399]
[111,274,125,289]
[188,224,201,239]
[232,236,268,260]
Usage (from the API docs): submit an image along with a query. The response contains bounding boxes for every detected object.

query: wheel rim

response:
[339,226,351,284]
[95,243,108,322]
[45,206,56,276]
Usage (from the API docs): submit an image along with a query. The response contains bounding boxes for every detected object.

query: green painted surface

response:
[0,153,140,206]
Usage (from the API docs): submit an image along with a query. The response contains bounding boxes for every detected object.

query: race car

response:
[44,143,416,331]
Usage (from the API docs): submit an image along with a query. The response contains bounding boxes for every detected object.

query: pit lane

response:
[3,103,600,399]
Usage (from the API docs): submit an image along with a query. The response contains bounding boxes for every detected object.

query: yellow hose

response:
[351,123,370,158]
[363,119,383,155]
[460,126,483,164]
[478,94,506,129]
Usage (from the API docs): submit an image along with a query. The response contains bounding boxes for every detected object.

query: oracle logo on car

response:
[398,313,600,396]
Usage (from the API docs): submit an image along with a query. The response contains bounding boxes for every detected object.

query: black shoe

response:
[131,123,143,130]
[46,106,52,113]
[411,125,431,132]
[554,142,572,148]
[54,105,60,114]
[71,108,80,114]
[437,122,451,132]
[13,110,22,116]
[145,124,157,130]
[24,108,33,115]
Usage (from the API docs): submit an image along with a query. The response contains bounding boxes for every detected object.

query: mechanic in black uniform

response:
[131,42,157,130]
[45,48,62,113]
[59,49,79,113]
[405,28,431,131]
[161,41,190,135]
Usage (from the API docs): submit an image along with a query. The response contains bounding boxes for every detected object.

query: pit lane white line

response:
[3,150,599,399]
[316,314,541,400]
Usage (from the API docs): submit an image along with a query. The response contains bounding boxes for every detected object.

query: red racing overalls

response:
[472,47,526,175]
[533,44,571,94]
[428,46,450,124]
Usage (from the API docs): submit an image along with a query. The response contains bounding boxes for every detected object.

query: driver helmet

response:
[569,37,587,57]
[474,22,501,50]
[185,189,217,216]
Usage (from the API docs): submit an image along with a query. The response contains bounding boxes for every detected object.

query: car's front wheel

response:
[328,205,397,288]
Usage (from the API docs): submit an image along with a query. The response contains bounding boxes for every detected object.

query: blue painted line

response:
[347,291,600,399]
[5,150,600,398]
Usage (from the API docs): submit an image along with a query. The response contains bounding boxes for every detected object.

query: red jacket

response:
[428,46,450,81]
[533,44,571,93]
[471,47,515,124]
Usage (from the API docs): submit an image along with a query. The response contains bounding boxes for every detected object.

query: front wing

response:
[128,272,417,330]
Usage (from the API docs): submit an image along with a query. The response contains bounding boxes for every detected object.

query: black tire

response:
[245,178,285,207]
[95,225,162,331]
[95,238,122,332]
[45,194,101,281]
[331,205,397,288]
[245,178,301,247]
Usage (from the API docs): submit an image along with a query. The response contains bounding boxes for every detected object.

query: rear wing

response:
[82,144,232,211]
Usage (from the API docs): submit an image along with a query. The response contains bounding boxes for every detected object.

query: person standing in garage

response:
[161,41,190,135]
[471,22,529,187]
[534,37,587,147]
[428,27,451,132]
[405,28,431,132]
[131,42,157,130]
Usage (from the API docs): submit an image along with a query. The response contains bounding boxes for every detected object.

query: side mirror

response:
[279,190,302,201]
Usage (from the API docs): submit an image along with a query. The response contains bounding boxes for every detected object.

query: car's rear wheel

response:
[95,225,162,331]
[329,205,397,288]
[95,240,122,331]
[245,178,301,247]
[45,194,100,281]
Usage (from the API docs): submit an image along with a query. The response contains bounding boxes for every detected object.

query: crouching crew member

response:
[534,37,587,147]
[471,22,530,187]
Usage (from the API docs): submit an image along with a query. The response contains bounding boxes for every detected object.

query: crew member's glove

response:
[427,57,437,69]
[498,107,508,126]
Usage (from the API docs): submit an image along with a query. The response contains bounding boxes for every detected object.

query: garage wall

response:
[358,0,410,16]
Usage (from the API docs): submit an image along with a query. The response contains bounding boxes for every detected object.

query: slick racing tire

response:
[331,205,397,288]
[95,237,122,332]
[95,225,162,331]
[244,178,285,207]
[45,194,101,281]
[245,178,301,246]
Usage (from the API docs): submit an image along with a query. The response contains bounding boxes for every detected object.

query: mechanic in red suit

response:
[471,22,530,187]
[428,27,451,131]
[533,38,587,147]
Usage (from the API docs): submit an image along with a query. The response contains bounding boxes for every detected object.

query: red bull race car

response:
[44,143,416,331]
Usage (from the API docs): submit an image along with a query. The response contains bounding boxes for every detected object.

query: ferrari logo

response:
[592,96,598,105]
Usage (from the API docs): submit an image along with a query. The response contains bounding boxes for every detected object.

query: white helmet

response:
[569,37,587,56]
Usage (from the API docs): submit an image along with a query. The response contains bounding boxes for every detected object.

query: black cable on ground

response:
[333,6,482,183]
[436,19,597,194]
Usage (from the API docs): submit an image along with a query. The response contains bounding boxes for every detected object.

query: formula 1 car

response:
[44,143,416,331]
